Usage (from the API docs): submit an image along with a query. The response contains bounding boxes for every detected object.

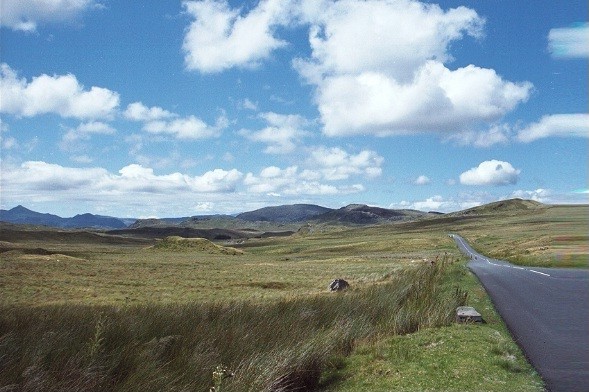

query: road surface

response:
[451,234,589,392]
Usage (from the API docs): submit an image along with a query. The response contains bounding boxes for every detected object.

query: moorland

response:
[0,199,586,391]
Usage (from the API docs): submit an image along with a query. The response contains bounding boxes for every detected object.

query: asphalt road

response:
[451,234,589,392]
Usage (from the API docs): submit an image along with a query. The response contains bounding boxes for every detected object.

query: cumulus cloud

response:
[413,175,431,185]
[548,23,589,58]
[0,63,119,119]
[2,161,244,195]
[517,114,589,142]
[243,165,364,196]
[307,61,532,137]
[180,0,531,136]
[182,0,290,73]
[124,102,176,122]
[143,116,226,139]
[307,147,384,180]
[296,0,484,81]
[124,101,226,140]
[390,194,483,212]
[240,112,310,154]
[293,0,531,137]
[0,0,100,32]
[459,160,520,186]
[241,145,378,195]
[511,189,552,203]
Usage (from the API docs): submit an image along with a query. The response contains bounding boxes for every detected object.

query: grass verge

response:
[325,259,544,391]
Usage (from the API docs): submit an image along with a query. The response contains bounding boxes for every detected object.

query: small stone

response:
[329,279,349,291]
[456,306,483,323]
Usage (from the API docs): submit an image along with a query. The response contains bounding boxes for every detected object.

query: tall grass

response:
[0,260,465,391]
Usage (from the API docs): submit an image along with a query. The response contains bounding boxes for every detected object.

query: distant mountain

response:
[314,204,429,225]
[0,205,64,227]
[64,213,127,229]
[236,204,334,223]
[0,205,127,229]
[0,199,547,231]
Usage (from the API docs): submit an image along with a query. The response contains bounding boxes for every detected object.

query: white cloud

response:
[75,121,116,135]
[243,165,363,196]
[459,160,520,186]
[307,146,384,180]
[511,189,552,203]
[2,161,244,195]
[143,115,225,140]
[309,62,532,137]
[182,0,289,73]
[60,121,116,151]
[448,123,511,147]
[241,145,379,195]
[548,23,589,58]
[0,0,100,32]
[240,112,310,154]
[293,0,531,137]
[390,194,483,213]
[124,102,176,121]
[517,114,589,142]
[296,0,484,81]
[124,101,226,140]
[413,175,431,185]
[0,63,119,119]
[413,195,443,210]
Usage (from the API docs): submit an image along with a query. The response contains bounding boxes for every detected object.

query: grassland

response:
[0,203,586,390]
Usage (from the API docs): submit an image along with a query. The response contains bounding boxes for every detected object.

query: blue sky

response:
[1,0,587,218]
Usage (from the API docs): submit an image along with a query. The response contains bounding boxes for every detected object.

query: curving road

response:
[451,234,589,392]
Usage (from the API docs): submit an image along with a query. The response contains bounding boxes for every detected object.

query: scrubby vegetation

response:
[1,261,465,391]
[152,236,244,255]
[3,201,583,390]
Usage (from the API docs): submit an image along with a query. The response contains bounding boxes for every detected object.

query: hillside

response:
[236,204,333,222]
[453,198,545,216]
[314,204,430,225]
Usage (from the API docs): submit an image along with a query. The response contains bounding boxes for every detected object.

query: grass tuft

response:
[0,261,464,391]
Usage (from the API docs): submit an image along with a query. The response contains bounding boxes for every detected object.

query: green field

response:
[0,203,586,390]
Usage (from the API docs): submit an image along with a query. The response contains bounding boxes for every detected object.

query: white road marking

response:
[529,269,551,277]
[452,234,552,278]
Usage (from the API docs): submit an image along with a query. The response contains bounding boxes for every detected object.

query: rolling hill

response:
[313,204,429,225]
[453,198,545,216]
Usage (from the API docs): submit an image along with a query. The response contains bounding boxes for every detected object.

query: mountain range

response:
[0,203,434,229]
[0,199,546,230]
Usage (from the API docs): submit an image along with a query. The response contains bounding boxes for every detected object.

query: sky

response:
[0,0,587,218]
